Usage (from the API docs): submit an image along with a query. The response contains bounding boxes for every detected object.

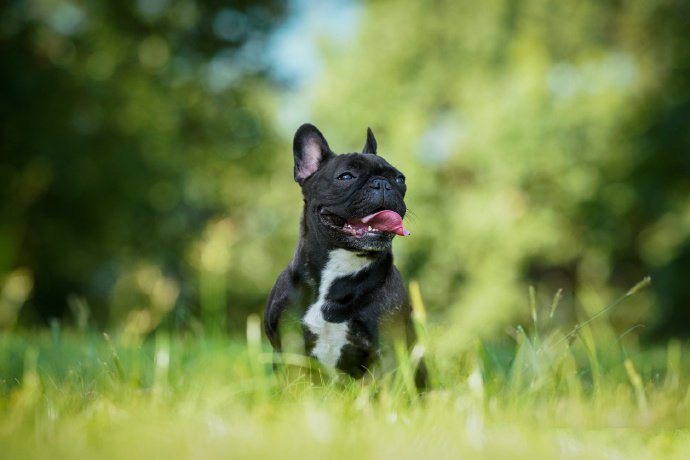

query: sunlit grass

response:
[1,281,689,459]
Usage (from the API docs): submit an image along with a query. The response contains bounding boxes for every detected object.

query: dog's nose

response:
[370,178,392,191]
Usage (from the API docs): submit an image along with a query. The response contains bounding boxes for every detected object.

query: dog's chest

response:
[302,249,372,370]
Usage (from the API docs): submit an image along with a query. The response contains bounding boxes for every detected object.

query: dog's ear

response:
[362,127,377,155]
[293,123,333,185]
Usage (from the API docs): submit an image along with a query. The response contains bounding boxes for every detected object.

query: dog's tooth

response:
[367,226,372,232]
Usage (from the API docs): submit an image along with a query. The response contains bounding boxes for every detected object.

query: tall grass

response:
[1,279,689,459]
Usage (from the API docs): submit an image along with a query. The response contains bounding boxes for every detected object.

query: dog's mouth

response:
[319,208,410,237]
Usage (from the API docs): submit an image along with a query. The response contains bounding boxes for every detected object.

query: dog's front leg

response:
[264,267,301,354]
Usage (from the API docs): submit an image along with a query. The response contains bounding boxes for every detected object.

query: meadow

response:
[2,2,690,458]
[2,279,689,460]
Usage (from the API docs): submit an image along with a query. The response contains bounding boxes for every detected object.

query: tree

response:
[0,0,288,330]
[308,0,690,340]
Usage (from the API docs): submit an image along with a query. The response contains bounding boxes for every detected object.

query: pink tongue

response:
[360,210,410,236]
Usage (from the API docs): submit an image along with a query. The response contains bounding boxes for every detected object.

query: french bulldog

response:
[264,123,427,389]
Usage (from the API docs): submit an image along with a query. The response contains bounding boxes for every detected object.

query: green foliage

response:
[308,0,690,340]
[1,0,690,342]
[0,0,295,330]
[2,2,689,455]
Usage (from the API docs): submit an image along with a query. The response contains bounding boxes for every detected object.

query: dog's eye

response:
[396,175,406,185]
[338,172,355,181]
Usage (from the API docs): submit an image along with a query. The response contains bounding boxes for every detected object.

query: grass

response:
[1,280,690,459]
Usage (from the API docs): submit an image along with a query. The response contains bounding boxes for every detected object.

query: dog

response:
[264,123,427,389]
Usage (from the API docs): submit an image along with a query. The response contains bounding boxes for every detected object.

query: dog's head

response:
[293,123,409,252]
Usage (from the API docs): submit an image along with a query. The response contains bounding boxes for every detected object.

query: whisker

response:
[405,208,419,222]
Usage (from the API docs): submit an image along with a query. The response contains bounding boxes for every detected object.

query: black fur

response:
[265,123,427,389]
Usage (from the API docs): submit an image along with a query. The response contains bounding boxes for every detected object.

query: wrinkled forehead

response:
[328,153,401,175]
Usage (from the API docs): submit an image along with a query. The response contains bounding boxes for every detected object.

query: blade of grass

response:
[624,358,648,412]
[549,288,563,320]
[555,276,652,348]
[528,285,540,345]
[103,332,125,383]
[576,322,602,395]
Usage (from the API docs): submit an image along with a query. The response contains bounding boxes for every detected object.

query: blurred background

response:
[1,0,689,345]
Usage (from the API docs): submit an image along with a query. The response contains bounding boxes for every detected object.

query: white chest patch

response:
[303,249,372,369]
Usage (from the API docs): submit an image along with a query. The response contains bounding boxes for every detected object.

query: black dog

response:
[264,123,427,388]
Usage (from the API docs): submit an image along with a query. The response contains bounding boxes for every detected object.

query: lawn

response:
[1,283,689,459]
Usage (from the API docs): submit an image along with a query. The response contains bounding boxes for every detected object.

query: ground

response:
[1,305,689,459]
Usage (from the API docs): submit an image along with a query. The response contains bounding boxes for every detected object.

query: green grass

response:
[1,284,690,459]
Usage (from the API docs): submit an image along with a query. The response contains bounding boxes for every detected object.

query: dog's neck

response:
[296,210,393,288]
